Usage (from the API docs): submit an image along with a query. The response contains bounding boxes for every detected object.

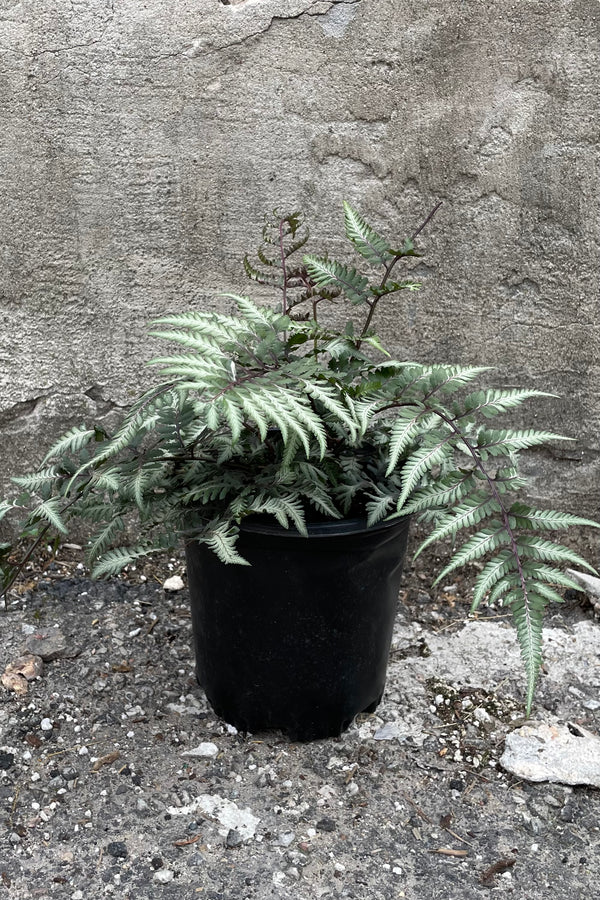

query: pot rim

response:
[240,513,409,539]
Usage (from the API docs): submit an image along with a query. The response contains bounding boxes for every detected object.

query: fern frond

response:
[204,524,250,566]
[148,332,225,359]
[483,562,580,608]
[515,535,596,573]
[303,256,369,305]
[386,409,438,476]
[31,499,68,534]
[415,494,502,557]
[457,389,555,420]
[238,393,269,440]
[400,472,478,514]
[87,517,125,561]
[91,468,122,491]
[471,550,515,610]
[519,562,585,593]
[0,500,16,522]
[91,545,163,578]
[301,381,358,440]
[42,425,96,464]
[12,467,61,490]
[369,280,421,299]
[365,492,396,527]
[246,495,307,535]
[67,387,172,485]
[220,397,244,442]
[421,365,494,395]
[432,523,508,585]
[508,503,600,532]
[343,201,393,267]
[510,586,544,715]
[227,294,289,333]
[243,256,282,287]
[397,439,454,508]
[476,428,573,457]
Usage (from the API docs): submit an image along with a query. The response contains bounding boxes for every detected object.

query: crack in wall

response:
[0,10,114,59]
[0,396,47,427]
[186,0,361,56]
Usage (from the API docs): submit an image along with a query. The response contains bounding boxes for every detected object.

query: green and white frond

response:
[42,426,97,464]
[343,201,393,267]
[303,256,370,305]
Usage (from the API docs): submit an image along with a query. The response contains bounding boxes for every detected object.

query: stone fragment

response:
[166,694,205,715]
[225,828,243,848]
[24,629,69,661]
[316,817,336,832]
[373,722,404,740]
[1,671,28,696]
[565,568,600,599]
[163,575,185,592]
[500,721,600,787]
[153,869,174,883]
[0,752,15,770]
[166,794,259,841]
[181,742,219,759]
[13,654,44,680]
[277,831,296,847]
[1,653,44,695]
[106,841,128,859]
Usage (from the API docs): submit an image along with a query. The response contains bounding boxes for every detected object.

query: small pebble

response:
[181,742,219,759]
[163,575,185,592]
[226,829,243,849]
[277,831,295,847]
[153,869,174,883]
[25,629,69,661]
[0,753,15,770]
[106,841,128,859]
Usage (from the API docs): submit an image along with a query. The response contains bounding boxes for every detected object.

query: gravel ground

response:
[1,543,599,900]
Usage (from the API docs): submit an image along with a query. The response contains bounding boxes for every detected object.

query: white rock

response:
[40,718,53,731]
[474,707,492,725]
[153,869,174,884]
[500,721,600,787]
[181,742,219,759]
[163,575,185,592]
[277,831,295,847]
[166,693,204,716]
[565,568,600,599]
[166,794,259,841]
[374,722,404,740]
[583,699,600,710]
[317,784,337,800]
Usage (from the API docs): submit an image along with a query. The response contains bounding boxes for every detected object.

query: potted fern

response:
[1,202,597,739]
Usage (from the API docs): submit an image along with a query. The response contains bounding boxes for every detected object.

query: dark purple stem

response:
[358,200,443,347]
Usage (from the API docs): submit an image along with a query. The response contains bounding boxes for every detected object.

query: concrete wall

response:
[1,0,599,519]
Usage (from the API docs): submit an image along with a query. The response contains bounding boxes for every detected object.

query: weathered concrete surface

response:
[500,721,600,787]
[1,0,599,519]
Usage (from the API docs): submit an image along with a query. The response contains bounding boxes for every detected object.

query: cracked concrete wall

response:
[1,0,599,527]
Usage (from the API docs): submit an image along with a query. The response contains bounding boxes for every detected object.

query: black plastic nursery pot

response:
[185,515,411,741]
